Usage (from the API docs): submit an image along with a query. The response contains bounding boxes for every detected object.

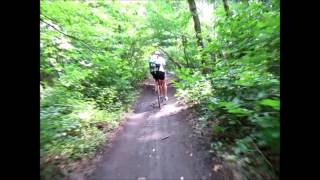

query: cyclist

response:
[149,50,168,101]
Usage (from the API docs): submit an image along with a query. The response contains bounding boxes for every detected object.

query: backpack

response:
[149,61,160,73]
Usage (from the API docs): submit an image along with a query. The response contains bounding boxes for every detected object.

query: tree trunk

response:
[187,0,208,72]
[222,0,230,17]
[187,0,204,49]
[181,36,190,67]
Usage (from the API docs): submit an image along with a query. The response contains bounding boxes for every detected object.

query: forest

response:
[40,0,279,179]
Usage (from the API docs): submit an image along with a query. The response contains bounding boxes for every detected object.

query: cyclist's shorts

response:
[151,72,157,79]
[151,71,165,80]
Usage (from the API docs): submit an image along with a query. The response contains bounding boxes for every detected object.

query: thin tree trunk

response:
[187,0,208,71]
[187,0,204,49]
[222,0,230,17]
[182,36,190,67]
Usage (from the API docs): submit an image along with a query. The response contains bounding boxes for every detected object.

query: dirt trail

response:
[88,74,225,180]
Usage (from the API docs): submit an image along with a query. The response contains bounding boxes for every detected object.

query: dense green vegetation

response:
[173,1,280,179]
[40,0,279,179]
[40,1,150,179]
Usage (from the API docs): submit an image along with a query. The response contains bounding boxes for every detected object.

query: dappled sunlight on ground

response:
[125,112,149,128]
[128,112,148,120]
[153,101,185,119]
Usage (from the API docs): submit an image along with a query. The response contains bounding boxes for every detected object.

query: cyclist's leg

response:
[154,79,157,92]
[158,80,163,97]
[159,80,164,97]
[164,81,168,100]
[155,72,162,96]
[160,72,166,97]
[151,72,157,92]
[163,72,168,100]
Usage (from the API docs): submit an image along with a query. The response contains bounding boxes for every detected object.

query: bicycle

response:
[149,60,166,108]
[155,81,163,108]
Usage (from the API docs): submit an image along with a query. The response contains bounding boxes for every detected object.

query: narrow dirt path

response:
[88,75,225,180]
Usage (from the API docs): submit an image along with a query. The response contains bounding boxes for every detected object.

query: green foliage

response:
[41,0,279,179]
[40,1,150,179]
[173,0,279,179]
[259,99,280,110]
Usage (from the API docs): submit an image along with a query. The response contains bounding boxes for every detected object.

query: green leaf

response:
[259,99,280,110]
[212,124,224,134]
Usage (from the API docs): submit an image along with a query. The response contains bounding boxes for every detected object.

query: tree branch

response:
[40,16,97,53]
[252,141,275,172]
[157,47,183,68]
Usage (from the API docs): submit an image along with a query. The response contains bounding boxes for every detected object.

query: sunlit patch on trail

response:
[152,101,186,119]
[128,112,148,120]
[126,112,149,127]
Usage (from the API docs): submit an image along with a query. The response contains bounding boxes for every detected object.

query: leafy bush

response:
[40,0,280,179]
[40,1,150,179]
[173,0,279,179]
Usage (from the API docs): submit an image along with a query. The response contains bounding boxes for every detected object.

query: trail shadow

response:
[133,84,158,114]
